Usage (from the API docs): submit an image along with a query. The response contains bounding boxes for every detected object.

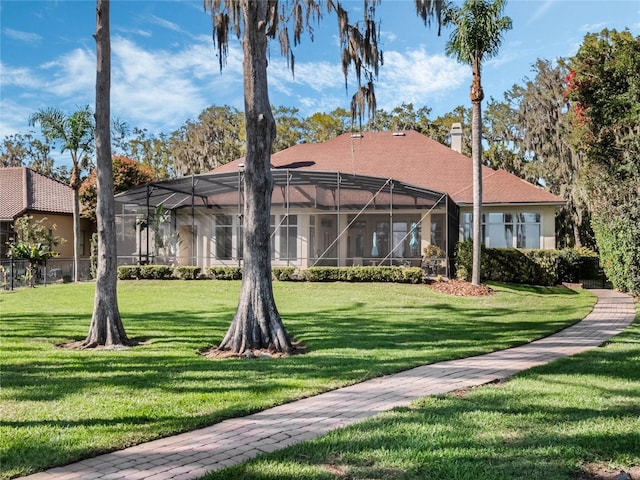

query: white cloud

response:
[579,22,607,33]
[115,26,153,39]
[3,27,42,43]
[529,0,554,23]
[486,40,521,69]
[148,14,183,33]
[375,48,469,110]
[109,36,245,132]
[0,62,42,89]
[266,46,470,115]
[269,58,343,97]
[41,48,95,99]
[0,98,37,137]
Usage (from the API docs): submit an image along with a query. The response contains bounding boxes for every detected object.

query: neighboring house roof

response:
[0,167,74,220]
[215,130,564,206]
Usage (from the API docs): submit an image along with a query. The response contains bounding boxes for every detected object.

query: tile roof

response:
[215,130,564,206]
[0,167,74,220]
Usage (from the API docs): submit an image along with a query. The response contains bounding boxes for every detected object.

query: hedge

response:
[455,241,604,286]
[206,266,242,280]
[593,215,640,297]
[272,267,297,281]
[174,266,202,280]
[117,264,173,280]
[305,266,423,284]
[117,265,140,280]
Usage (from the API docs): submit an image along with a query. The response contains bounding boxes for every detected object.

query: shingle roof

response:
[0,167,74,220]
[215,130,564,206]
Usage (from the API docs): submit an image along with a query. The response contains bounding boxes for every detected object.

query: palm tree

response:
[443,0,512,285]
[82,0,131,348]
[29,106,94,283]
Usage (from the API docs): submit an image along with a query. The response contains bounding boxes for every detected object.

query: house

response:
[0,167,93,278]
[114,130,564,275]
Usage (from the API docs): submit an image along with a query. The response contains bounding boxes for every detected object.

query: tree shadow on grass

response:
[202,323,640,480]
[0,282,600,479]
[2,286,593,404]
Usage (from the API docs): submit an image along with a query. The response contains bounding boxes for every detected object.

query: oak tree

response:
[202,0,389,355]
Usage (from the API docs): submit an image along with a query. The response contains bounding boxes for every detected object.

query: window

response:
[463,211,541,249]
[392,222,407,257]
[308,216,316,260]
[373,222,389,258]
[215,215,233,259]
[430,214,445,253]
[236,217,243,260]
[462,212,473,242]
[269,215,298,261]
[485,213,513,248]
[516,213,541,248]
[80,230,86,256]
[270,215,276,260]
[279,215,297,260]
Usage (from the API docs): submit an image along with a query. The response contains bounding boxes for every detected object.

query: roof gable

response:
[215,130,564,206]
[0,167,74,219]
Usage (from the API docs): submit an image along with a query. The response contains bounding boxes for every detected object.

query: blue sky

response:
[1,0,639,144]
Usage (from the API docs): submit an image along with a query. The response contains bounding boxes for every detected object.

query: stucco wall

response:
[27,212,94,258]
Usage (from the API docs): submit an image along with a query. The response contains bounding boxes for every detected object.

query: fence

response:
[0,258,92,290]
[577,257,611,289]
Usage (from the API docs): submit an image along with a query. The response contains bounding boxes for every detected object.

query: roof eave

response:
[456,201,566,207]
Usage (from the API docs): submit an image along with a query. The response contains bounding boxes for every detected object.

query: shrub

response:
[304,267,337,282]
[305,266,423,283]
[272,267,297,281]
[174,266,201,280]
[455,240,473,281]
[558,248,582,283]
[117,265,140,280]
[455,241,560,286]
[206,266,242,280]
[139,265,173,280]
[593,215,640,297]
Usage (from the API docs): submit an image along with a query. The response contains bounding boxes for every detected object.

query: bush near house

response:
[305,266,424,284]
[272,267,297,281]
[117,265,424,284]
[117,265,140,280]
[117,249,604,286]
[174,266,202,280]
[206,266,243,280]
[455,241,603,286]
[117,265,173,280]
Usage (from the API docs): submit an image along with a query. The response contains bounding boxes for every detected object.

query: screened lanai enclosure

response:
[114,169,459,277]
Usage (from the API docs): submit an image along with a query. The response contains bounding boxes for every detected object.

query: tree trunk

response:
[572,205,583,248]
[217,0,292,355]
[70,167,81,283]
[471,64,484,286]
[83,0,130,348]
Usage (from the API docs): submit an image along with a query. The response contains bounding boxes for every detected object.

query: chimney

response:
[450,122,462,153]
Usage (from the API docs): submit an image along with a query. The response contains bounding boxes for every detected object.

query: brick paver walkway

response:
[21,289,636,480]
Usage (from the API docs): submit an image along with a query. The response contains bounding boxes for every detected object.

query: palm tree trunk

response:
[217,0,292,355]
[471,64,484,286]
[71,177,81,283]
[83,0,130,348]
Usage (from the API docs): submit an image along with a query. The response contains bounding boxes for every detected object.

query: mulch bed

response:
[426,279,494,296]
[575,465,640,480]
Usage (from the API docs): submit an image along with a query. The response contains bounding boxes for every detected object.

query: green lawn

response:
[203,304,640,480]
[1,280,595,479]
